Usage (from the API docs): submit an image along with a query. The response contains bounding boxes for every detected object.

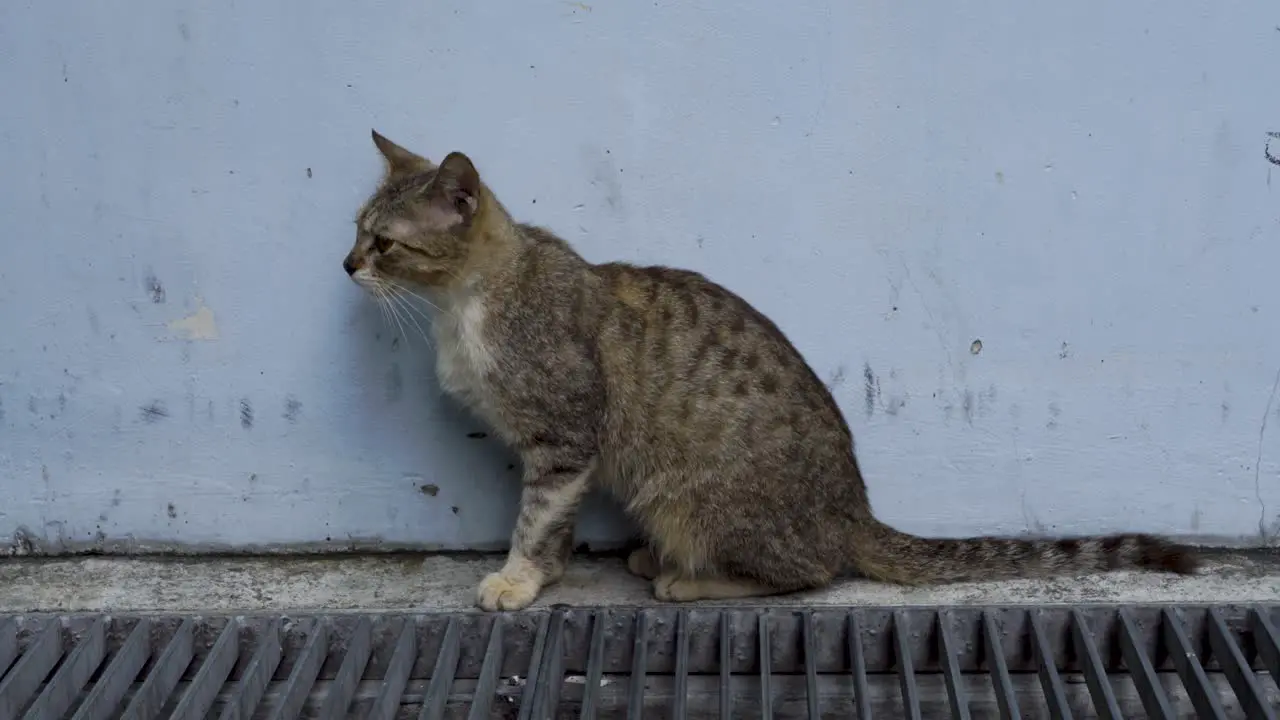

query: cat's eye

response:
[372,235,395,253]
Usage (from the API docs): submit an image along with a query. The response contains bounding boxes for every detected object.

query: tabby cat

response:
[344,130,1197,610]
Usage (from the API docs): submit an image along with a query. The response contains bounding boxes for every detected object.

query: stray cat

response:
[344,130,1198,610]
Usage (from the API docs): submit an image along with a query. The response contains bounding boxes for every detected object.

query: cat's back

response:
[590,260,851,461]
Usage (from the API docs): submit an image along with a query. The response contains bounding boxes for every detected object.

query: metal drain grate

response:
[0,605,1276,718]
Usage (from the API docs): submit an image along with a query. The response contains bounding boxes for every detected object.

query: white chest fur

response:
[432,291,497,413]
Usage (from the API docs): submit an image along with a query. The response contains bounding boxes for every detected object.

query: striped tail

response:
[850,520,1199,585]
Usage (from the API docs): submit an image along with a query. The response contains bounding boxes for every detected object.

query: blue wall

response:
[1,0,1278,553]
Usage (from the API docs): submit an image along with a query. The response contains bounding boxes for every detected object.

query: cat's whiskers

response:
[386,292,435,348]
[371,281,411,344]
[384,279,443,314]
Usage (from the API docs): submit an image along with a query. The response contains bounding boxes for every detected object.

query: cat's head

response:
[344,130,491,293]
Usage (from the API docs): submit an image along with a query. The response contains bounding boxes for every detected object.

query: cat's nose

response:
[343,256,357,275]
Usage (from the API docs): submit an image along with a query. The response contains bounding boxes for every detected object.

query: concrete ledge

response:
[0,549,1276,614]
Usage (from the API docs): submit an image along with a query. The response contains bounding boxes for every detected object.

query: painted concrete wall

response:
[1,0,1278,554]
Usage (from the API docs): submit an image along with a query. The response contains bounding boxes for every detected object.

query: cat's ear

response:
[371,129,434,178]
[427,151,482,225]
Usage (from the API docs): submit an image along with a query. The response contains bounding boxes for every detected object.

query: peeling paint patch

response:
[168,299,220,340]
[239,399,254,429]
[420,484,440,497]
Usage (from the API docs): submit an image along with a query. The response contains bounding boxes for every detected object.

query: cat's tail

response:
[848,519,1199,585]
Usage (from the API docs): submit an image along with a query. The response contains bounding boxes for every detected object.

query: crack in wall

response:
[1255,366,1280,541]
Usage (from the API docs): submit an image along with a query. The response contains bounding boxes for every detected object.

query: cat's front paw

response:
[476,570,541,611]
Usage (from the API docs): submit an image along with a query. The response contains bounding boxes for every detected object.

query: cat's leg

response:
[652,570,779,602]
[476,457,596,611]
[626,545,663,580]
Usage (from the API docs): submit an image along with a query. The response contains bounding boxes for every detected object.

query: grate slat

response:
[0,619,18,681]
[72,618,153,720]
[366,620,415,720]
[982,611,1022,720]
[938,611,973,720]
[1207,608,1275,720]
[420,616,461,720]
[1117,608,1176,720]
[718,611,731,720]
[171,619,239,720]
[759,613,773,720]
[0,620,62,718]
[801,611,819,720]
[673,609,690,720]
[218,619,281,720]
[267,619,328,720]
[120,619,194,720]
[893,610,923,720]
[22,615,106,720]
[1252,608,1280,688]
[317,616,372,720]
[1160,608,1227,720]
[532,610,567,720]
[847,612,872,720]
[580,612,606,720]
[1070,609,1123,720]
[1029,611,1073,720]
[627,610,649,720]
[467,616,505,720]
[516,613,551,720]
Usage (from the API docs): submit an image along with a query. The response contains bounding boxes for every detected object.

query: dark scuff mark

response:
[507,464,516,471]
[1058,341,1070,360]
[467,431,488,439]
[139,401,169,423]
[41,465,50,483]
[1047,402,1062,430]
[283,395,302,423]
[7,528,37,556]
[306,167,313,178]
[390,336,400,352]
[962,389,975,424]
[239,398,254,429]
[58,392,67,414]
[420,483,440,497]
[0,397,5,422]
[28,396,37,414]
[144,271,166,303]
[1267,132,1280,167]
[862,363,876,418]
[451,506,459,514]
[385,364,403,402]
[206,400,214,421]
[166,502,177,519]
[111,489,122,507]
